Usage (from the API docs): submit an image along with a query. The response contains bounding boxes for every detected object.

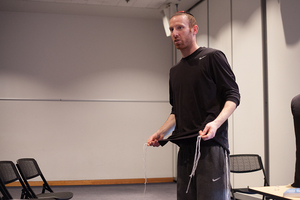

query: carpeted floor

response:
[7,182,177,200]
[6,182,262,200]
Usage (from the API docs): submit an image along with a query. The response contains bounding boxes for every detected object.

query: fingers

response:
[151,141,160,147]
[147,140,160,147]
[199,124,216,141]
[199,125,208,138]
[199,130,209,140]
[201,132,214,140]
[147,134,161,147]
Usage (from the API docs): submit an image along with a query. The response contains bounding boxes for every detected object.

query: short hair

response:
[171,11,197,28]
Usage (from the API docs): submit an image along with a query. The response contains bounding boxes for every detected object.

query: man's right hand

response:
[147,132,164,147]
[147,114,176,147]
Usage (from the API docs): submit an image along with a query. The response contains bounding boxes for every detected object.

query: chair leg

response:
[231,191,236,200]
[230,185,235,200]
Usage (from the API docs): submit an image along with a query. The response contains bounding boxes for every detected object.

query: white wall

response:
[231,0,265,188]
[267,0,300,185]
[0,12,174,180]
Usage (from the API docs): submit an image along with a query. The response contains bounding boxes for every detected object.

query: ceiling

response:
[0,0,202,19]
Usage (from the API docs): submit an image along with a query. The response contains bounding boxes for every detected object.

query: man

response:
[292,94,300,187]
[147,11,240,200]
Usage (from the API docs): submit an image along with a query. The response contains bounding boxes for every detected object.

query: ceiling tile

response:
[147,0,166,9]
[56,0,72,3]
[86,0,105,5]
[23,0,172,9]
[71,0,88,4]
[117,0,137,7]
[131,0,151,8]
[102,0,120,6]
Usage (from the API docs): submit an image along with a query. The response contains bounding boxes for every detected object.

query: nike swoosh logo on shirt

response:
[199,55,207,60]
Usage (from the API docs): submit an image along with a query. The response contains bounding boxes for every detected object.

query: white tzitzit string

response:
[186,136,202,193]
[143,143,148,193]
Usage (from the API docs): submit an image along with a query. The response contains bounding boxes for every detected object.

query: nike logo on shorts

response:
[212,177,221,182]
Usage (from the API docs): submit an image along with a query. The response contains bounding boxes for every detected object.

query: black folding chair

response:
[0,160,45,199]
[0,177,11,200]
[230,154,269,200]
[17,158,73,200]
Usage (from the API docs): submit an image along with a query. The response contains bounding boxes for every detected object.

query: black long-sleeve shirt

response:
[159,47,240,152]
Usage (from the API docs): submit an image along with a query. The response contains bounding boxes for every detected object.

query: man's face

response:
[169,15,194,50]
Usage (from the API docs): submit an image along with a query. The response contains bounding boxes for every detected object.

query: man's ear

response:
[192,25,199,35]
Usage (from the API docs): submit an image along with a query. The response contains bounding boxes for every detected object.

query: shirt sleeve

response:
[210,50,240,107]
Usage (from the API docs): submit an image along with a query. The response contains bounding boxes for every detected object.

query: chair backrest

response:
[230,154,269,186]
[16,158,42,180]
[0,161,20,185]
[17,158,53,195]
[230,154,263,173]
[0,161,33,199]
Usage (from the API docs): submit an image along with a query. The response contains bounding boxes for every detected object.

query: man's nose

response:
[172,30,178,37]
